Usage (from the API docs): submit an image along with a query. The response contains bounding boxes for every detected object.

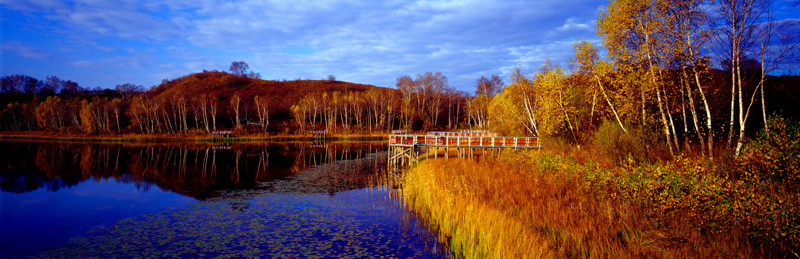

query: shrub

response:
[735,115,800,254]
[738,115,800,189]
[593,120,649,165]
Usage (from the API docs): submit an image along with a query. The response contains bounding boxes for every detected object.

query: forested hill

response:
[149,71,387,114]
[133,71,399,133]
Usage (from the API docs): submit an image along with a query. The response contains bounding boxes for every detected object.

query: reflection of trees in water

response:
[256,143,389,194]
[0,141,388,198]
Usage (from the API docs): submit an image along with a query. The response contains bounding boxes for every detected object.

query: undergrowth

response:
[400,116,800,258]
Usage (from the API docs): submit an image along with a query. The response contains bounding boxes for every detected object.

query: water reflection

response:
[0,140,388,199]
[0,140,399,257]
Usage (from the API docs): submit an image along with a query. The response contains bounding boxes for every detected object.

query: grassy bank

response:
[401,121,800,258]
[0,131,388,143]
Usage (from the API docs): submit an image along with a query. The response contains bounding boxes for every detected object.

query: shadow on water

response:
[0,140,448,258]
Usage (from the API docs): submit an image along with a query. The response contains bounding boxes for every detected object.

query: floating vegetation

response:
[15,141,447,258]
[256,152,389,194]
[37,188,446,258]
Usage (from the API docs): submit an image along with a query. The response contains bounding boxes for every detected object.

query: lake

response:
[0,140,447,258]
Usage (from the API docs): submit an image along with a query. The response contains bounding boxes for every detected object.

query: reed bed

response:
[400,149,782,258]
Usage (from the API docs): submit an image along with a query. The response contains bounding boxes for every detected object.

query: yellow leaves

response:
[79,99,96,134]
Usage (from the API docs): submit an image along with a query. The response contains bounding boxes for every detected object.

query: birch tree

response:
[254,95,270,133]
[572,41,628,133]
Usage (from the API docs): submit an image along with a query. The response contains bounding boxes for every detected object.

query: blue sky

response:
[0,0,796,92]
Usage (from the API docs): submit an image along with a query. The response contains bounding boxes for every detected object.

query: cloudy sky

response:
[3,0,791,92]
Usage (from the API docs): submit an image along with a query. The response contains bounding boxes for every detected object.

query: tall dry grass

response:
[401,151,766,258]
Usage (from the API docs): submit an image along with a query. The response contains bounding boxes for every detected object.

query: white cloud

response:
[1,41,50,60]
[178,0,607,89]
[0,0,67,12]
[2,0,609,91]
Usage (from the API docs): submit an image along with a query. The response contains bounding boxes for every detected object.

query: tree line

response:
[0,64,511,136]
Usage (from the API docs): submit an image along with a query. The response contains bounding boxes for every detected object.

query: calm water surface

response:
[0,140,445,258]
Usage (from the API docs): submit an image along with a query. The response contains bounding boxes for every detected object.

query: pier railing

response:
[426,131,500,137]
[389,134,541,149]
[387,133,542,169]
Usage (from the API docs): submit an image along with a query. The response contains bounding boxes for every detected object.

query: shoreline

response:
[0,131,389,143]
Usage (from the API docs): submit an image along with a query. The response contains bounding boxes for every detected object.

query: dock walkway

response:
[387,130,542,168]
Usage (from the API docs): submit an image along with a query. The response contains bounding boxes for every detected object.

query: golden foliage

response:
[402,144,798,257]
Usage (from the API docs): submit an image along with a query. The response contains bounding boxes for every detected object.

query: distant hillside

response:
[149,71,389,112]
[701,68,800,130]
[143,71,397,130]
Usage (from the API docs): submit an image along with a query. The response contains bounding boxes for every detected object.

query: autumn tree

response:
[421,72,447,129]
[0,74,38,94]
[79,99,96,134]
[35,96,65,130]
[350,91,365,130]
[23,76,41,97]
[711,0,800,155]
[475,75,505,97]
[110,98,123,133]
[230,93,242,128]
[413,73,431,129]
[229,61,250,77]
[662,0,715,158]
[679,0,798,155]
[43,76,61,95]
[365,89,381,130]
[115,83,144,100]
[467,95,490,129]
[487,71,528,136]
[254,95,270,133]
[303,94,321,129]
[129,95,160,134]
[322,92,338,132]
[0,75,20,93]
[571,41,628,134]
[598,0,684,156]
[512,67,540,136]
[89,97,111,133]
[1,102,37,130]
[290,104,307,133]
[469,74,504,130]
[208,94,218,132]
[190,97,206,133]
[396,75,416,129]
[442,86,462,130]
[61,80,82,97]
[539,61,586,141]
[750,12,800,135]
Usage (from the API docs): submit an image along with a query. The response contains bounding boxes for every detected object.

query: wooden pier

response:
[388,131,542,168]
[310,130,327,138]
[212,130,232,138]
